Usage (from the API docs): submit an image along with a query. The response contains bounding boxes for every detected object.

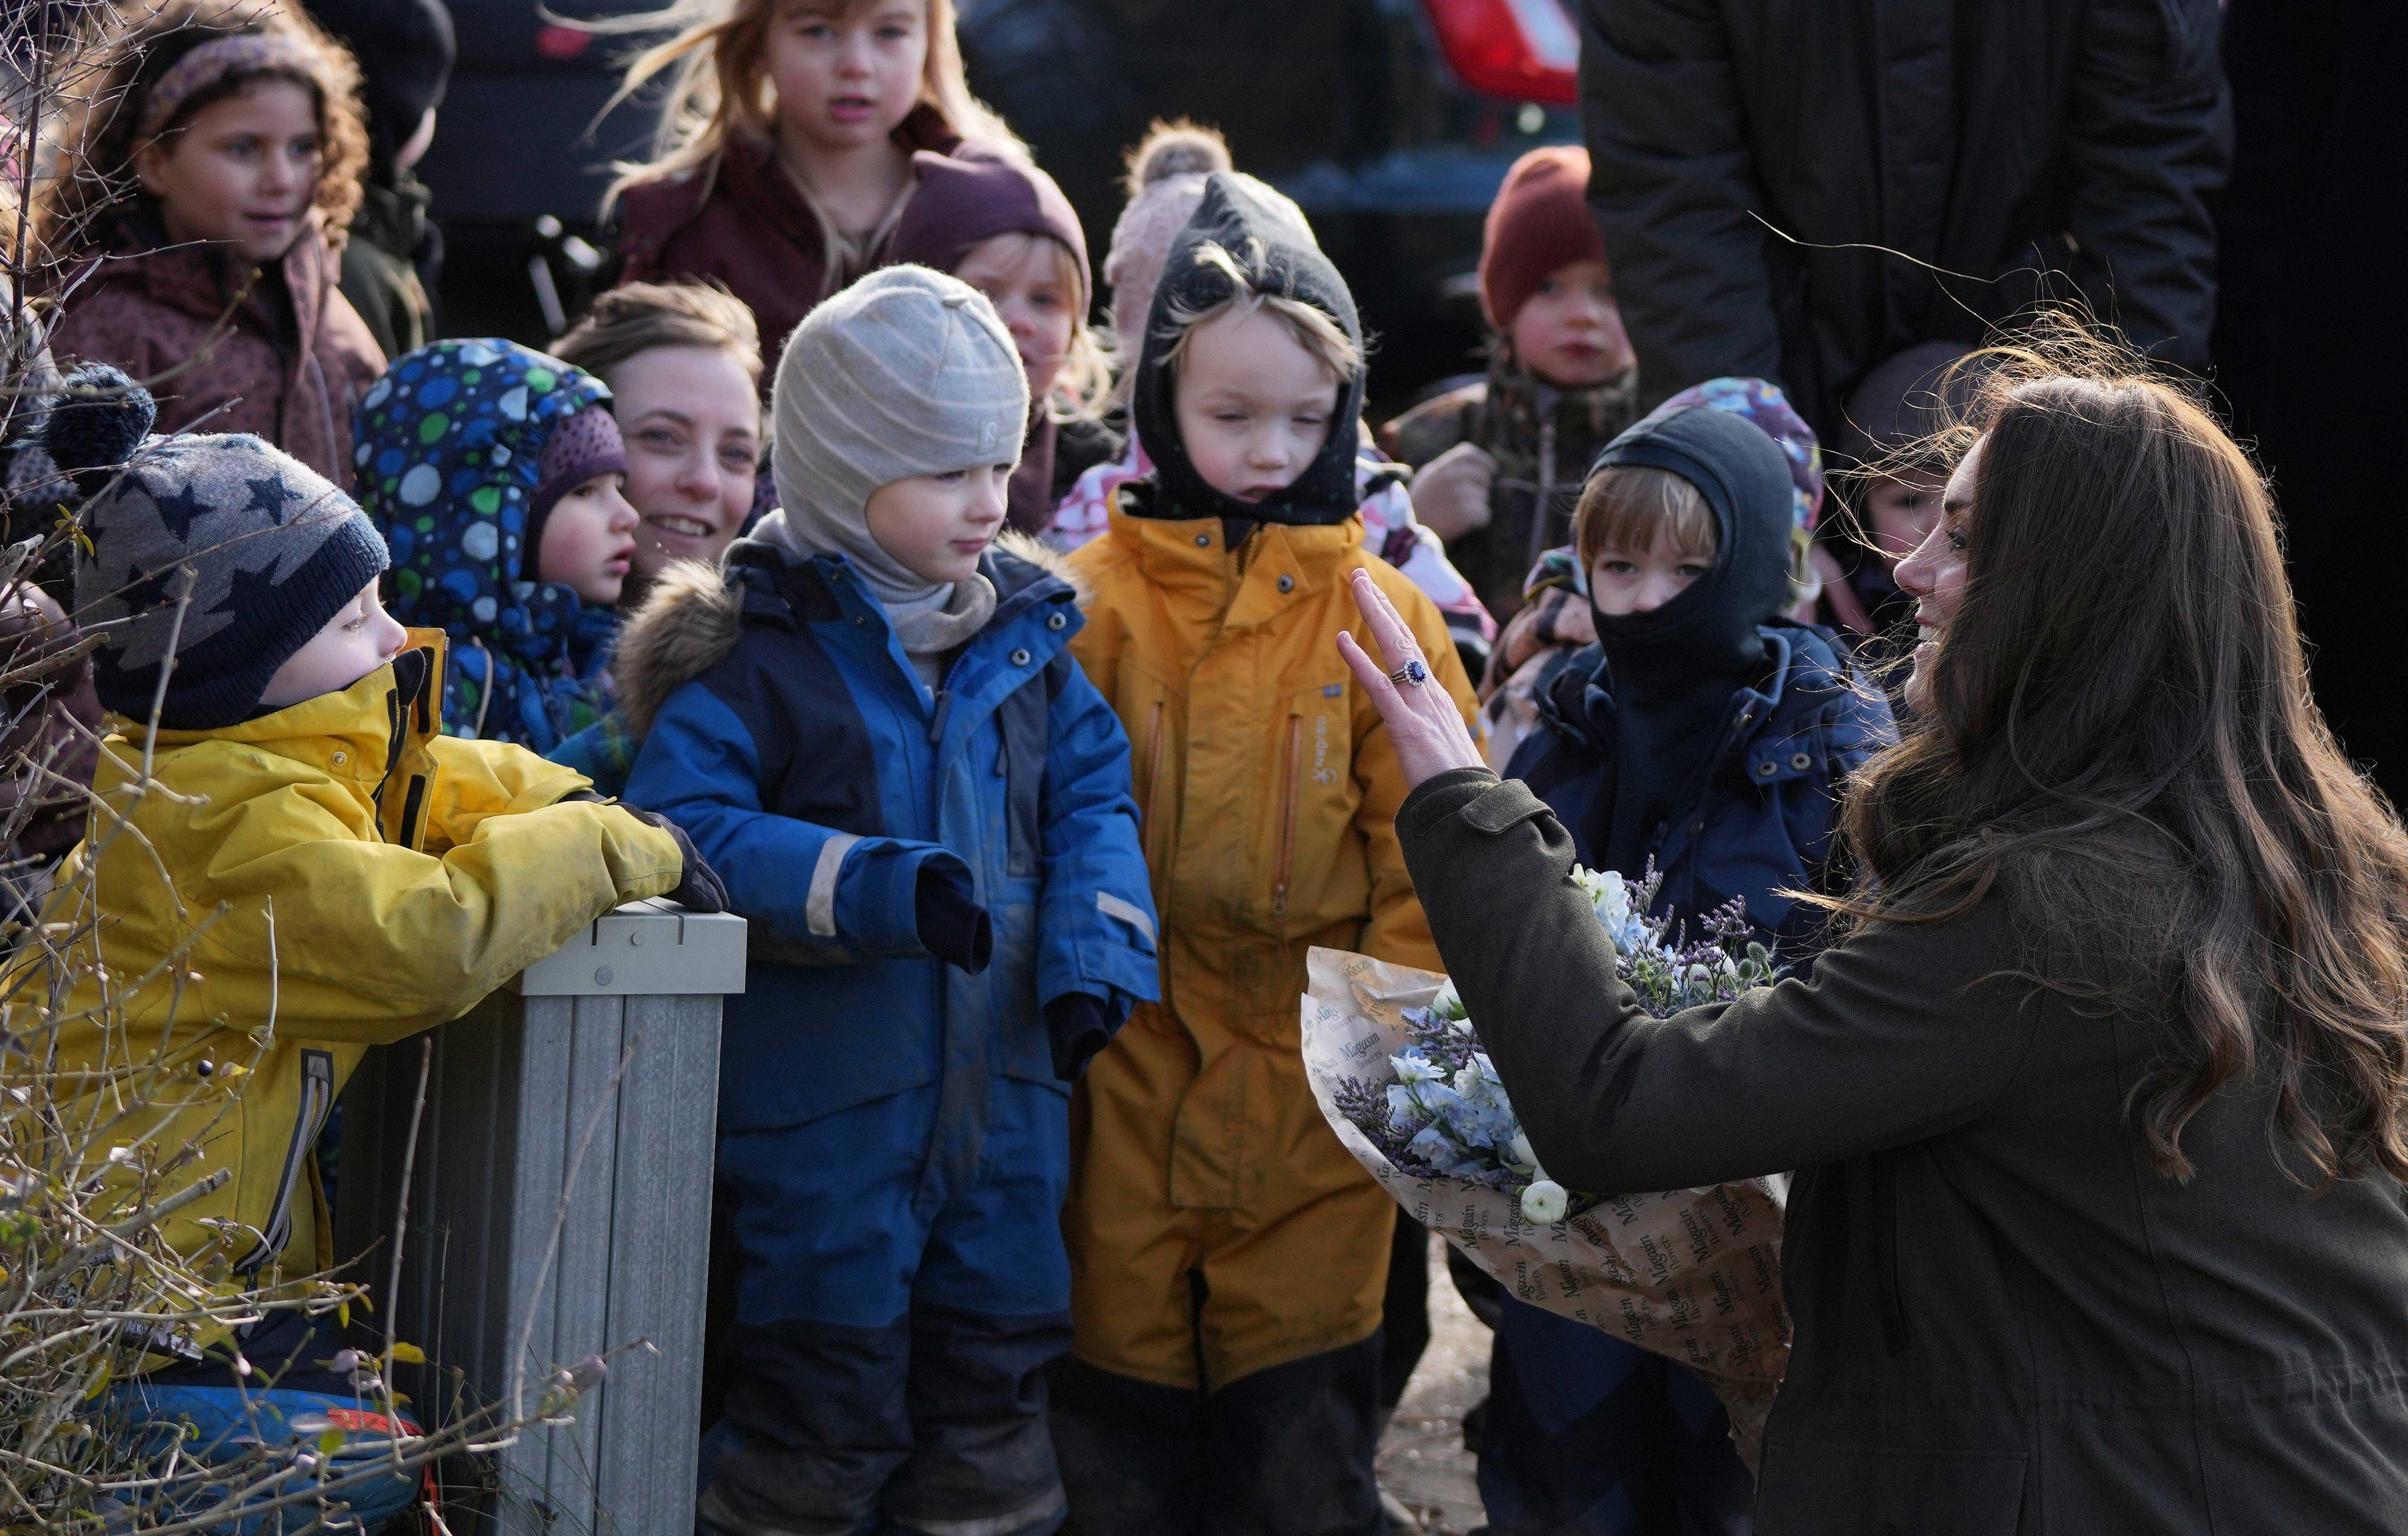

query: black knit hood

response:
[1131,173,1365,527]
[1580,402,1797,874]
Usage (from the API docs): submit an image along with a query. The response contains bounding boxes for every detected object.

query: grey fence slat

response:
[332,905,740,1536]
[595,994,722,1532]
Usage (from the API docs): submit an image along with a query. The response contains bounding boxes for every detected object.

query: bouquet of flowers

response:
[1302,867,1794,1468]
[1332,868,1782,1224]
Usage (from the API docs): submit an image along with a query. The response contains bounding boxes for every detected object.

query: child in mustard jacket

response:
[1055,175,1478,1535]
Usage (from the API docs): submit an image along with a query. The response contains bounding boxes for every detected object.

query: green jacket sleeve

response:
[1395,769,2041,1193]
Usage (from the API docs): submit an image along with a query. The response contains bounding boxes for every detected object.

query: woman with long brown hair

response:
[1340,333,2408,1532]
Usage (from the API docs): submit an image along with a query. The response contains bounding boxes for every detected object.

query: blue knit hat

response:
[55,366,389,728]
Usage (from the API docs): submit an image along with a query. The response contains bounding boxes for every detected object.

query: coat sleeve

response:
[2062,0,2232,371]
[1351,571,1481,971]
[422,734,593,851]
[193,791,683,1043]
[1034,652,1159,1016]
[624,676,984,963]
[1396,771,2041,1193]
[1578,0,1787,407]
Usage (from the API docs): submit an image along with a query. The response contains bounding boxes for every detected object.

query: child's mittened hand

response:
[620,805,730,914]
[1411,443,1498,542]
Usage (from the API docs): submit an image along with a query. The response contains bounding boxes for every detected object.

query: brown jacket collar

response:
[74,216,336,349]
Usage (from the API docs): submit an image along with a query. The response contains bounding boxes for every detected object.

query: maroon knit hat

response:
[889,147,1091,301]
[526,404,628,558]
[1479,145,1607,331]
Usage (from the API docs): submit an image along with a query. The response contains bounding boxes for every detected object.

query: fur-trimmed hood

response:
[611,527,1081,740]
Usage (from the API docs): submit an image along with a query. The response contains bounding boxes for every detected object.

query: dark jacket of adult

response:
[1396,768,2408,1534]
[1579,0,2232,434]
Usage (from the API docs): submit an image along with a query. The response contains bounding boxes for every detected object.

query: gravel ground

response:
[1376,1231,1491,1535]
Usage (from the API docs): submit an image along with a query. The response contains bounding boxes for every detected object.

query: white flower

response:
[1520,1179,1569,1224]
[1506,1132,1538,1173]
[1431,979,1466,1021]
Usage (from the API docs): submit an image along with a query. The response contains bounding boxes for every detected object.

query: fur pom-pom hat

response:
[1103,120,1315,351]
[58,365,388,728]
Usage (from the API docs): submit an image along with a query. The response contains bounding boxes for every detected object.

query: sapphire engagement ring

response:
[1388,659,1429,688]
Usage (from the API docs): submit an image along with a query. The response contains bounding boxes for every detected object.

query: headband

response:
[138,31,317,140]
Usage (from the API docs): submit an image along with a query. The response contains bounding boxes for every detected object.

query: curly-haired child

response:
[38,0,385,487]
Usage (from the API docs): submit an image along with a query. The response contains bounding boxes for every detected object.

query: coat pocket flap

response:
[1460,779,1550,838]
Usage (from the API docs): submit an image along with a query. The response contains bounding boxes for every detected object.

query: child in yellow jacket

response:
[15,369,717,1511]
[1056,177,1477,1534]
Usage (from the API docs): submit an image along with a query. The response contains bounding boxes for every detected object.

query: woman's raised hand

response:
[1338,568,1487,792]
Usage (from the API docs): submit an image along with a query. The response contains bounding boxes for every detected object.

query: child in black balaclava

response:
[1481,400,1897,1535]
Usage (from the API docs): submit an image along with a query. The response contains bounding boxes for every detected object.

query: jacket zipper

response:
[1528,415,1560,569]
[238,1049,335,1276]
[368,681,407,842]
[1142,701,1167,858]
[1271,716,1301,920]
[1645,698,1763,876]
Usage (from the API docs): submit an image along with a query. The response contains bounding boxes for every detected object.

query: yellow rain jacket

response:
[1063,505,1477,1391]
[22,632,682,1296]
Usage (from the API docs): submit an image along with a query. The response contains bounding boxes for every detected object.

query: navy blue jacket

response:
[1504,621,1895,956]
[622,536,1160,1132]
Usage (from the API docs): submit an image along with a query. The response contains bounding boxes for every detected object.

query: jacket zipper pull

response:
[929,688,953,744]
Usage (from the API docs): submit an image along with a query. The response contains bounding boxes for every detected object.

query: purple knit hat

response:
[1631,376,1822,535]
[527,404,627,554]
[889,148,1090,299]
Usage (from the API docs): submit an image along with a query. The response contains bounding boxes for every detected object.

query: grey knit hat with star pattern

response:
[53,366,390,728]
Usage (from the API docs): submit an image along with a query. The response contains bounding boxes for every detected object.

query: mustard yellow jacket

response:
[1067,507,1475,1195]
[22,633,682,1290]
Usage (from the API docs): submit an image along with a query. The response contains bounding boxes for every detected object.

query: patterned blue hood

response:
[354,338,619,750]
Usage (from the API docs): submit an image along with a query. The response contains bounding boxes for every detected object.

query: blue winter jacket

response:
[621,535,1160,1132]
[1504,621,1895,958]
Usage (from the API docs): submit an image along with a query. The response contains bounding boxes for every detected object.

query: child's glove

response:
[1410,442,1497,542]
[915,870,992,975]
[1045,993,1115,1082]
[616,806,730,914]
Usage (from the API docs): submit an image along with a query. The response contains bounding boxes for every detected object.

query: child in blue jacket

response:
[1485,400,1897,1534]
[621,266,1158,1536]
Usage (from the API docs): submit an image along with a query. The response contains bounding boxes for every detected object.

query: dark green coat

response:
[1399,768,2408,1535]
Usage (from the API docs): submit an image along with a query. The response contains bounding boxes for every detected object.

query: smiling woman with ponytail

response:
[1341,325,2408,1534]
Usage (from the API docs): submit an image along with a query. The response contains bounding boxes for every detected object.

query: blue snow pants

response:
[700,1079,1074,1536]
[1479,1297,1754,1536]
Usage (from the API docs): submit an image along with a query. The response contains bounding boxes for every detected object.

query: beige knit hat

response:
[767,265,1027,605]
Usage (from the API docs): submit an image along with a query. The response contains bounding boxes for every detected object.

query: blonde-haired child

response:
[1050,120,1497,681]
[889,148,1115,532]
[604,0,1021,370]
[38,0,385,487]
[1056,172,1478,1534]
